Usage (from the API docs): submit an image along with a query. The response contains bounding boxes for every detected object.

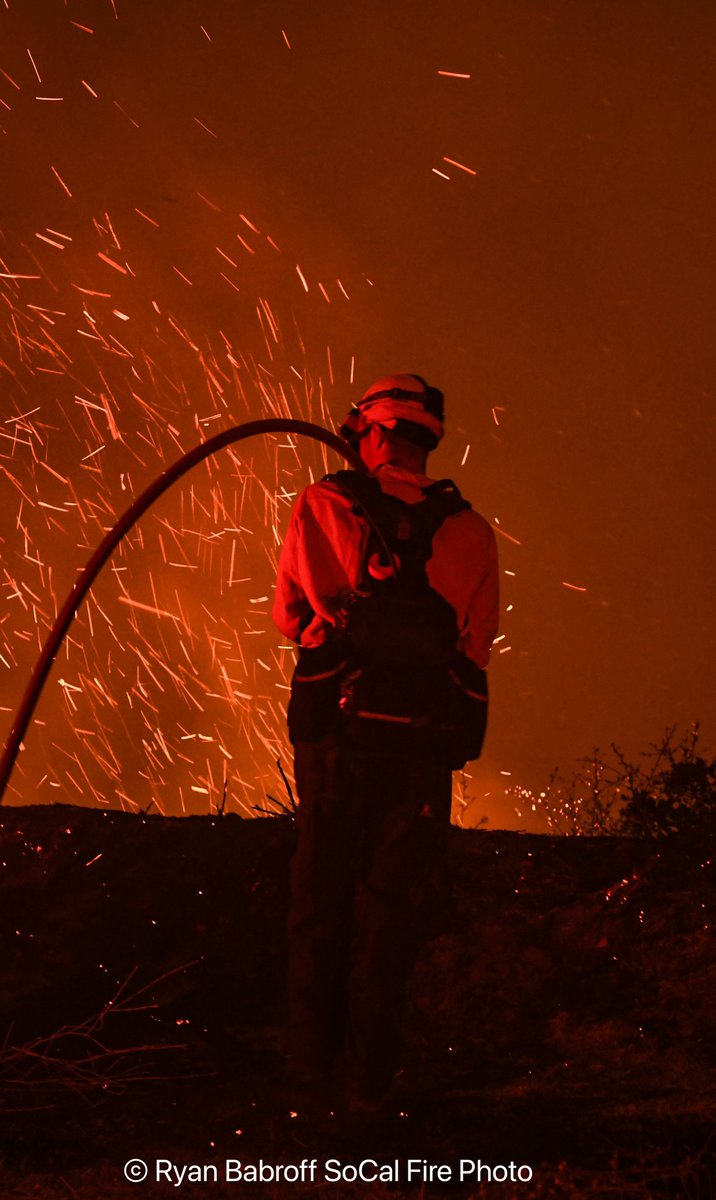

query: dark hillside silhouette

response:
[1,790,714,1198]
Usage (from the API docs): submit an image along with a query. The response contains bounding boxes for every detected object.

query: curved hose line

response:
[0,418,365,803]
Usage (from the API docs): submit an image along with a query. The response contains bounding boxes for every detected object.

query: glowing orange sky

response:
[1,1,714,828]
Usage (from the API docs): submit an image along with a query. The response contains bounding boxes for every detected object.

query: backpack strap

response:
[323,469,471,579]
[323,470,400,575]
[324,469,383,509]
[416,478,472,535]
[323,471,470,531]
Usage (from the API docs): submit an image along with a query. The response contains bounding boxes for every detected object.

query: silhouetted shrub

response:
[534,726,715,838]
[615,726,716,838]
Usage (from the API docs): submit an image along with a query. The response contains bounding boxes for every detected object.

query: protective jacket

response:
[274,463,498,667]
[271,463,498,763]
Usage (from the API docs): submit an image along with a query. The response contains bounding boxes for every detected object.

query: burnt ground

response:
[0,804,714,1199]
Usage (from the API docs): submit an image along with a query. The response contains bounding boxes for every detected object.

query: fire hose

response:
[0,419,365,804]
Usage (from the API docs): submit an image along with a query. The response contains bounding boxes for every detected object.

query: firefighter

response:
[273,374,499,1110]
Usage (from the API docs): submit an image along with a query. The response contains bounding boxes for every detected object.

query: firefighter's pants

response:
[286,732,453,1097]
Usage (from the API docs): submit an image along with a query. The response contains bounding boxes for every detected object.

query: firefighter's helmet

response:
[339,373,445,450]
